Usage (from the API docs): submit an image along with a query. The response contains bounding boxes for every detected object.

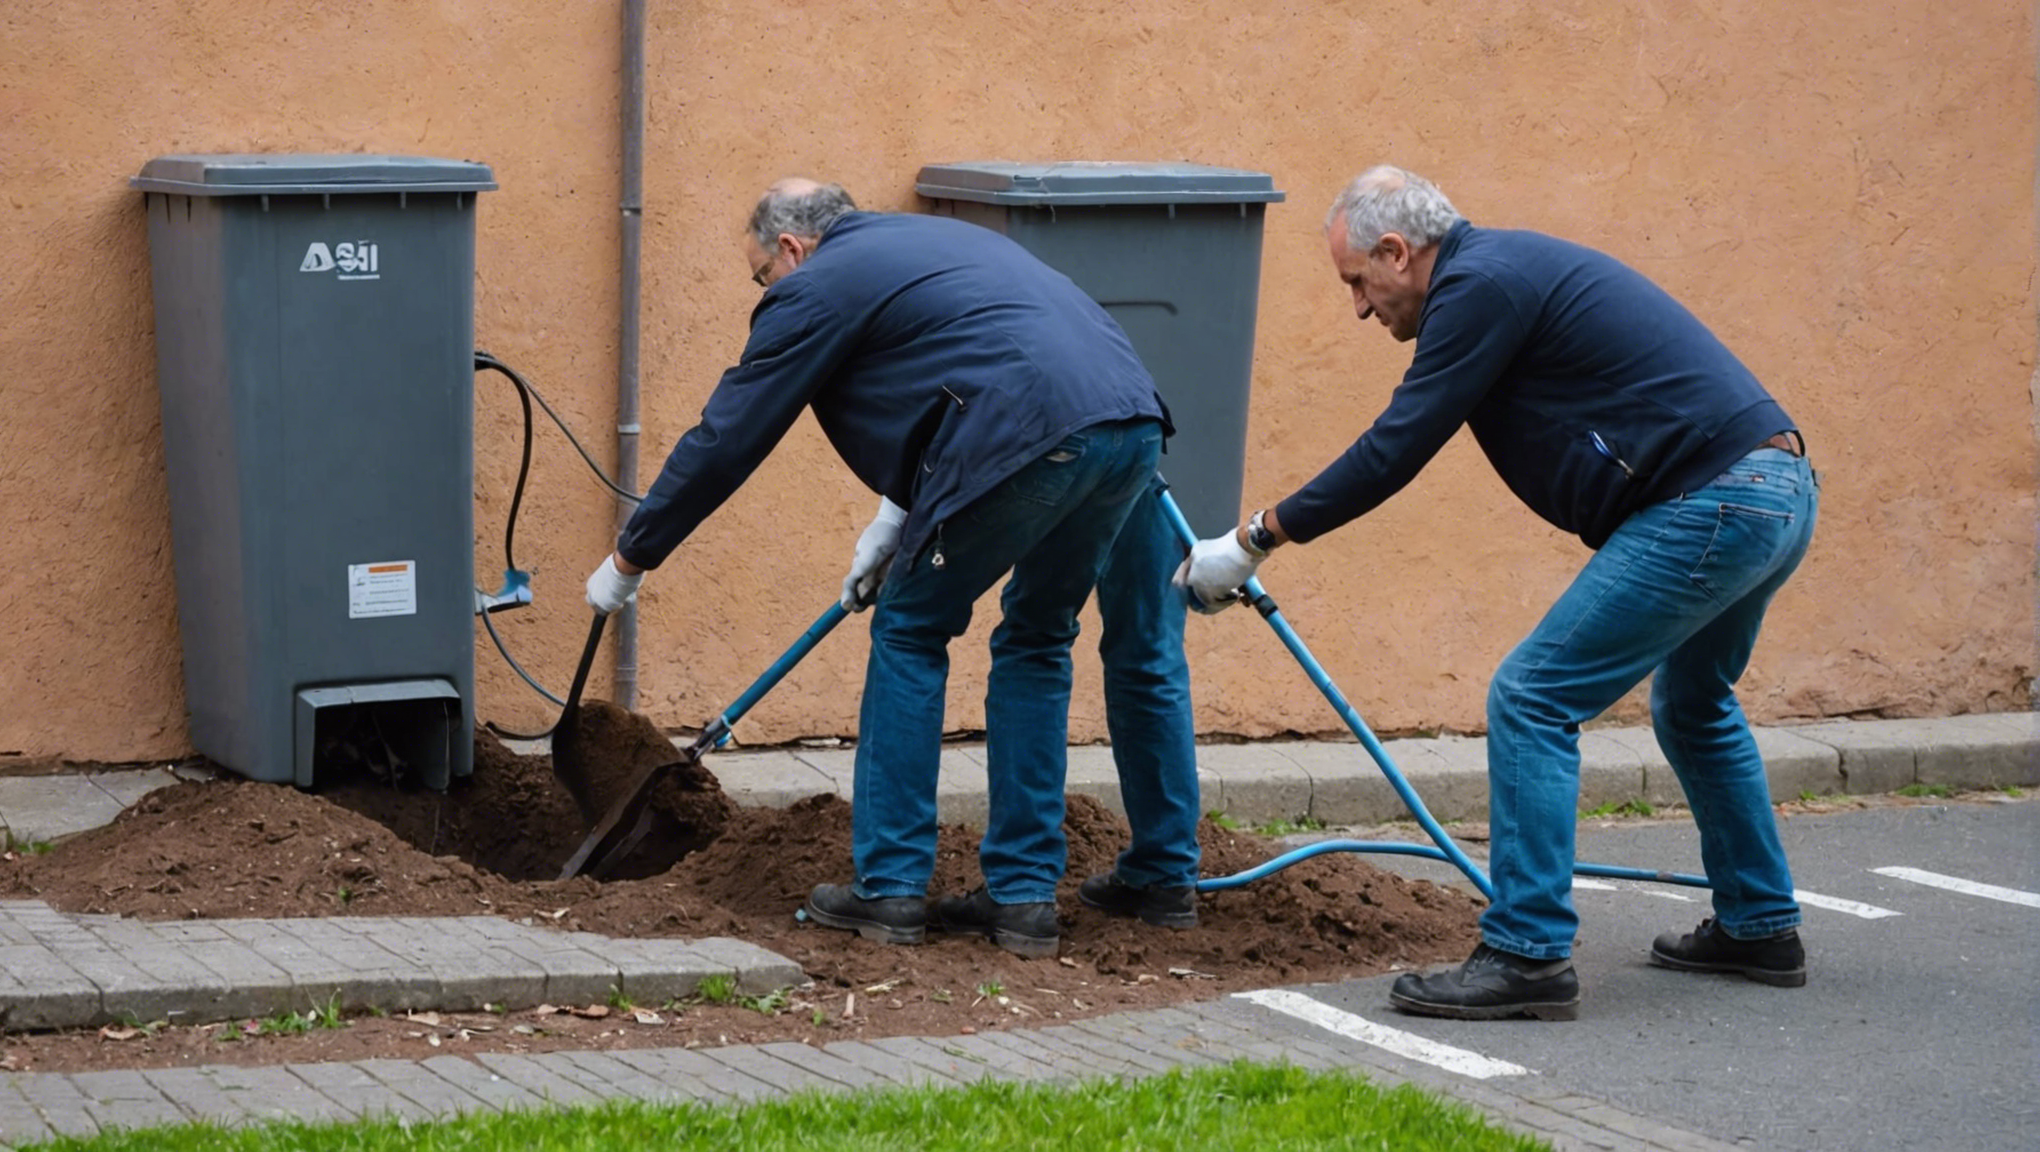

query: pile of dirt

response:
[0,722,1483,1071]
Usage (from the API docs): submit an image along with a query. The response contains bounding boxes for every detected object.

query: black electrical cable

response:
[472,350,644,731]
[480,607,565,707]
[476,353,535,573]
[475,351,642,505]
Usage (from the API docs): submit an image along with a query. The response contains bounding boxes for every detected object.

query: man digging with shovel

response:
[586,178,1200,958]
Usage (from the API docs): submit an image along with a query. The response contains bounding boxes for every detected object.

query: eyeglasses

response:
[750,255,775,289]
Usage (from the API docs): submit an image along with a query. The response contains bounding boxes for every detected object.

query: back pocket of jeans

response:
[1009,433,1088,506]
[1690,502,1794,600]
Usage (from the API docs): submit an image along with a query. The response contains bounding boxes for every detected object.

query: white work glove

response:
[585,553,643,614]
[1172,530,1263,615]
[840,496,908,611]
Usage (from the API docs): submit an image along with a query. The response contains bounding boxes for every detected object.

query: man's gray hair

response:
[748,180,857,248]
[1326,165,1464,250]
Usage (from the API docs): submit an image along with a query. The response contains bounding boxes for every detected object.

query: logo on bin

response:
[299,241,381,281]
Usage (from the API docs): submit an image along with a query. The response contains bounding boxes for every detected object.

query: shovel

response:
[545,609,613,816]
[558,600,849,880]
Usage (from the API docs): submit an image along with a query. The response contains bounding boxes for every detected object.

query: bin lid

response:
[915,161,1283,206]
[132,153,498,196]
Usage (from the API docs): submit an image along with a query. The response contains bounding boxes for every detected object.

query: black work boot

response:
[929,888,1061,958]
[1078,872,1198,929]
[1650,918,1806,987]
[1388,943,1581,1021]
[802,883,926,945]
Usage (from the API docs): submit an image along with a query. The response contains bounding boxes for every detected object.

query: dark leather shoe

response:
[1388,943,1580,1021]
[1650,918,1806,987]
[802,883,925,945]
[1078,872,1198,928]
[930,888,1060,958]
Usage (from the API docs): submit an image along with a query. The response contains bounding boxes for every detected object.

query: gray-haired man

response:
[1180,165,1817,1019]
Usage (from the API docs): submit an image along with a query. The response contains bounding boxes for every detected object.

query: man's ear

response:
[1377,232,1413,271]
[777,232,808,266]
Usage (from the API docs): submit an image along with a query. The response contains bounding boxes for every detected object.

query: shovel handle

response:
[560,610,610,716]
[712,602,850,745]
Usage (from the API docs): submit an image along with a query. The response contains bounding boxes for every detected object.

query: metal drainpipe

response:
[614,0,646,710]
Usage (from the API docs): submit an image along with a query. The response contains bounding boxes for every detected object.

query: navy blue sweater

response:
[1275,221,1792,550]
[618,212,1165,568]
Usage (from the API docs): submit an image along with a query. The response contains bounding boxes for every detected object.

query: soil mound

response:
[1,724,1483,1064]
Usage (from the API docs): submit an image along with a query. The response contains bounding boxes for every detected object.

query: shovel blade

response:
[558,750,698,880]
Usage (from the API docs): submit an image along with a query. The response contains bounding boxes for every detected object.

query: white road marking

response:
[1872,867,2040,909]
[1576,877,1900,919]
[1573,877,1695,902]
[1792,889,1902,919]
[1234,989,1531,1080]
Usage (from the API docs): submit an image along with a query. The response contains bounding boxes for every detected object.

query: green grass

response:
[740,988,790,1016]
[245,994,346,1038]
[1579,798,1655,819]
[17,1060,1548,1151]
[1256,815,1328,837]
[2,830,53,855]
[1205,810,1243,830]
[1897,783,1951,799]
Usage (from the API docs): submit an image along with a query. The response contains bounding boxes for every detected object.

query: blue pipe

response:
[1155,487,1710,896]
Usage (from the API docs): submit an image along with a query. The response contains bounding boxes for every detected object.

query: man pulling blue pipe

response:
[1177,166,1819,1020]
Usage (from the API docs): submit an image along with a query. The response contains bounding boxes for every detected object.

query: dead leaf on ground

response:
[97,1026,141,1041]
[570,1004,611,1019]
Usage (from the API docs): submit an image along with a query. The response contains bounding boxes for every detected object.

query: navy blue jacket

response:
[1276,221,1792,550]
[617,212,1166,568]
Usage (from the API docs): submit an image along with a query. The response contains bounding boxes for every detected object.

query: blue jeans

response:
[1092,477,1202,888]
[852,418,1165,904]
[1482,446,1819,959]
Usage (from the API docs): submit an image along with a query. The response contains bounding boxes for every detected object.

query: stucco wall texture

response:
[1,2,2033,763]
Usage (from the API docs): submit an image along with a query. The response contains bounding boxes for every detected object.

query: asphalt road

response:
[1282,795,2038,1151]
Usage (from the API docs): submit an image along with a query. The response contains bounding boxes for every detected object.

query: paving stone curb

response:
[0,902,799,1034]
[709,711,2037,828]
[0,993,1739,1150]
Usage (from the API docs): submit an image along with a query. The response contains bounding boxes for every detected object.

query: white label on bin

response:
[301,240,380,281]
[349,560,417,619]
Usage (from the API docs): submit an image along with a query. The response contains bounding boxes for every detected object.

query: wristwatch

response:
[1245,509,1278,556]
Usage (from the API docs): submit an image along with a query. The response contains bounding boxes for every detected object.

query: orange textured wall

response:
[0,1,2031,761]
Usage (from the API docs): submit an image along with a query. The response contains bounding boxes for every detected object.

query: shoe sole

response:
[801,901,925,945]
[927,914,1060,959]
[1077,894,1198,930]
[1387,990,1580,1021]
[992,927,1061,959]
[1648,950,1806,987]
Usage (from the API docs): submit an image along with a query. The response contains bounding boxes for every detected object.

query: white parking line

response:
[1872,867,2040,909]
[1792,889,1902,919]
[1234,989,1530,1080]
[1574,878,1695,901]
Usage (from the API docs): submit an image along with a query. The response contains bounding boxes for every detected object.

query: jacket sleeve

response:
[616,283,856,569]
[1274,270,1531,543]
